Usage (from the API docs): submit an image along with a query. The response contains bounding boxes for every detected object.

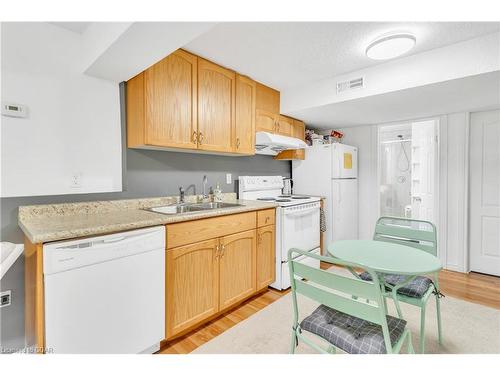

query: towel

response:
[320,207,326,233]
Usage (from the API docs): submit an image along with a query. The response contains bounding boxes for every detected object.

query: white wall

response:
[336,112,472,272]
[438,113,469,272]
[1,23,122,197]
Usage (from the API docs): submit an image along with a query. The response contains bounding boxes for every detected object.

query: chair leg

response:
[407,330,415,354]
[290,328,298,354]
[383,296,388,315]
[419,305,426,354]
[436,294,443,345]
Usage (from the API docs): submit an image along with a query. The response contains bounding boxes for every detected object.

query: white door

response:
[331,179,358,242]
[332,144,358,179]
[470,110,500,276]
[411,120,437,222]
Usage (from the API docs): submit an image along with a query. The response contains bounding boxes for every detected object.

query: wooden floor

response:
[159,288,289,354]
[158,269,499,354]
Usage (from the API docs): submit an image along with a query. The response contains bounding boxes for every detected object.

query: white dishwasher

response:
[43,226,165,354]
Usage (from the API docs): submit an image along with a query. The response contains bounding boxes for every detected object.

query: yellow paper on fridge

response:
[344,153,352,169]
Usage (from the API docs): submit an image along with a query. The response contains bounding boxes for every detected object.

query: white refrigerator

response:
[292,143,358,250]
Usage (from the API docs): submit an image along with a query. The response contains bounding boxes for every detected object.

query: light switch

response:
[226,173,232,184]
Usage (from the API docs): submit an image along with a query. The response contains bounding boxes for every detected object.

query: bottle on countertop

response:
[214,182,223,202]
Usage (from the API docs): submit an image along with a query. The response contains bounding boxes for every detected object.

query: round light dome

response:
[366,33,416,60]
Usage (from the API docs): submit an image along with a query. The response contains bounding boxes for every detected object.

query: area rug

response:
[193,268,500,354]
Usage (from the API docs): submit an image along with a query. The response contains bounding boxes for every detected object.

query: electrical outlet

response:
[70,173,82,189]
[0,291,11,308]
[226,173,232,184]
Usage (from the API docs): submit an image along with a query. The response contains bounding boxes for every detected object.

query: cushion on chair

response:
[300,304,407,354]
[358,272,433,298]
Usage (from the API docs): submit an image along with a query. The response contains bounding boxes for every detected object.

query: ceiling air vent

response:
[336,77,364,93]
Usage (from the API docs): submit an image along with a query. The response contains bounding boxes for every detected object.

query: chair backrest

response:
[373,216,437,256]
[288,249,394,353]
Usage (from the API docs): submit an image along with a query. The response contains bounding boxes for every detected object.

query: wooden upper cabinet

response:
[255,109,277,133]
[256,82,280,114]
[235,75,256,155]
[126,72,146,148]
[256,225,276,290]
[144,49,198,148]
[274,118,306,160]
[218,230,256,310]
[165,238,219,339]
[197,58,235,153]
[292,119,305,140]
[276,115,294,137]
[255,83,280,134]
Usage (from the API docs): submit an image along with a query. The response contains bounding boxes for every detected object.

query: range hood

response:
[255,131,307,156]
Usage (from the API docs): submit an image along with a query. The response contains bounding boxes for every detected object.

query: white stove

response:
[238,175,320,207]
[239,176,321,290]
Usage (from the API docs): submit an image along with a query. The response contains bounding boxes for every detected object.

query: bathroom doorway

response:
[378,119,438,223]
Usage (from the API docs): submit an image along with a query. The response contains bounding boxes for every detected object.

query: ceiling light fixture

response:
[366,32,416,60]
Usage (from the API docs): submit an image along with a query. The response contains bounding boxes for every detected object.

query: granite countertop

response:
[18,194,277,243]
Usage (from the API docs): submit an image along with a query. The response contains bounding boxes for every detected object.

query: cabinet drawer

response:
[166,212,256,249]
[257,209,275,227]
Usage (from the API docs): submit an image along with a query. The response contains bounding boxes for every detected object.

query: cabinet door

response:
[292,119,306,159]
[165,239,219,338]
[256,225,276,290]
[256,109,277,133]
[235,75,256,155]
[256,82,280,114]
[292,119,305,140]
[197,58,235,152]
[144,49,198,149]
[276,115,293,137]
[219,230,257,310]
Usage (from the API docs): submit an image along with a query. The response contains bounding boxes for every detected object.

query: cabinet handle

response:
[192,131,198,144]
[258,234,262,245]
[220,244,225,258]
[215,244,220,259]
[236,137,240,149]
[198,132,204,145]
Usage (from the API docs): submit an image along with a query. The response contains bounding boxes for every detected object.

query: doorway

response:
[378,119,438,223]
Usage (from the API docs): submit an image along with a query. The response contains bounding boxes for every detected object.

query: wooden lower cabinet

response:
[219,230,256,310]
[165,211,275,340]
[165,239,219,339]
[256,225,276,290]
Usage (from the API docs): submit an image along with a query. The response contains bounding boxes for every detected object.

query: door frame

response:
[467,110,500,275]
[376,118,441,260]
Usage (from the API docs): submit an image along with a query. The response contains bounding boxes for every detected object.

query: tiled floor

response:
[158,267,499,354]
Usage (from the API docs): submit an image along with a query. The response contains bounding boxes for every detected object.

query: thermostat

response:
[2,102,28,118]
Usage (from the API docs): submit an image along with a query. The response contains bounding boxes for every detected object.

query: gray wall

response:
[0,82,290,351]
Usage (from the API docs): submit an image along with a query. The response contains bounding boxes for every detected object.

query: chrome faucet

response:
[202,175,208,200]
[179,186,185,204]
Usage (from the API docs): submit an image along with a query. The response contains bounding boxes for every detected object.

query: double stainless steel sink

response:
[145,202,243,215]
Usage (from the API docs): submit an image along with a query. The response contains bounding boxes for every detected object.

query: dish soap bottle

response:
[214,182,223,202]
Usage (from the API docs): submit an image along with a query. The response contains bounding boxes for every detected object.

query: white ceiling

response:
[185,22,500,90]
[287,71,500,128]
[50,22,92,34]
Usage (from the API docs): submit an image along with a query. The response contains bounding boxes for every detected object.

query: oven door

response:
[280,202,320,260]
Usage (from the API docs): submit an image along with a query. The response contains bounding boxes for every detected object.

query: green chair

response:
[358,216,442,353]
[288,248,414,354]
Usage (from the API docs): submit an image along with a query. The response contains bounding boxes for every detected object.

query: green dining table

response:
[327,239,442,318]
